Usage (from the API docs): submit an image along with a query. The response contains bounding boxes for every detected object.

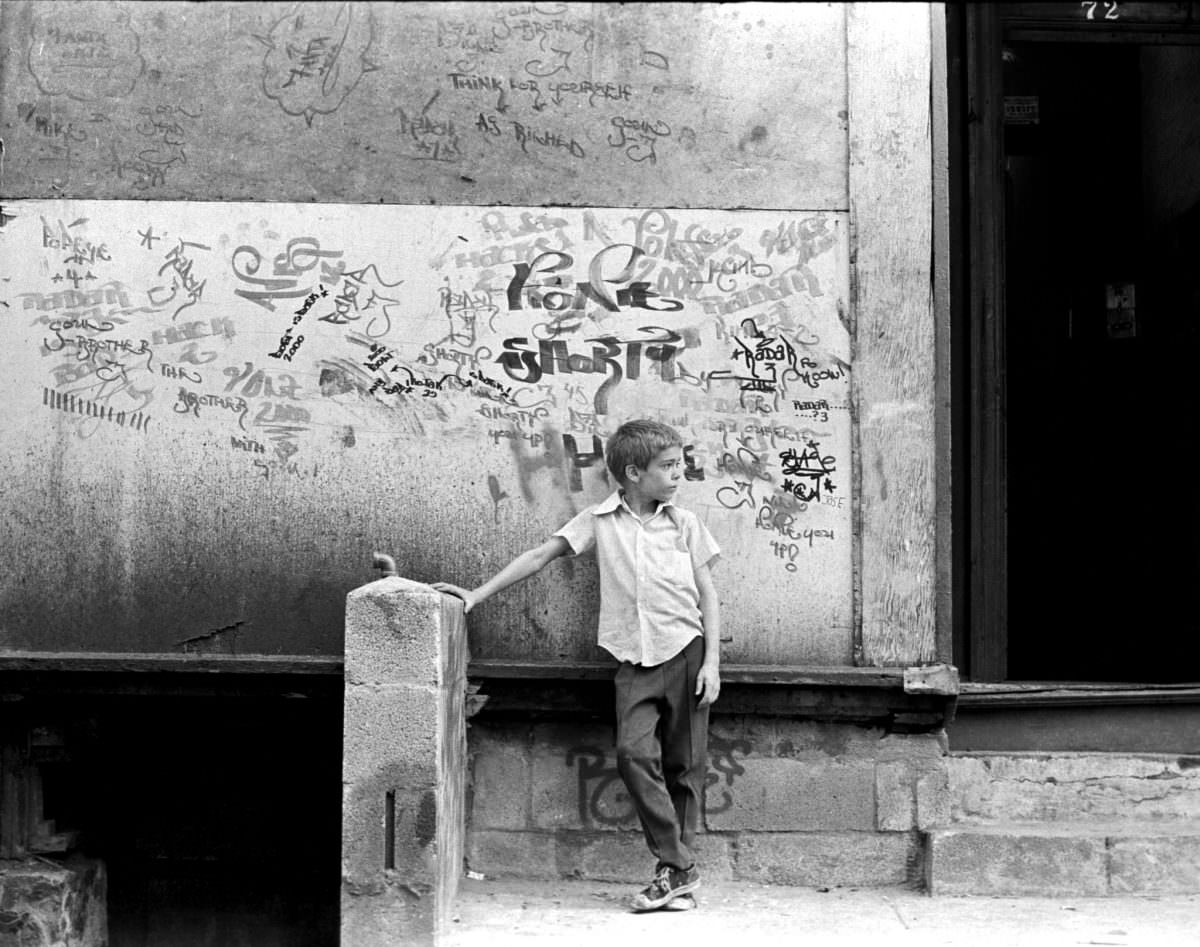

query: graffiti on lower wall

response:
[566,732,752,826]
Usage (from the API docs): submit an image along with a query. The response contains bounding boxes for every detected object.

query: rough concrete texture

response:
[0,857,107,947]
[928,826,1108,897]
[945,753,1200,823]
[877,758,955,831]
[1109,829,1200,894]
[734,832,918,887]
[343,685,441,786]
[465,830,735,883]
[441,876,1200,947]
[342,578,468,946]
[340,884,435,947]
[344,579,445,687]
[467,717,940,887]
[705,758,878,831]
[467,828,915,887]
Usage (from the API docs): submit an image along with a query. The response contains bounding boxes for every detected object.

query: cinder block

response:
[471,739,531,830]
[876,731,948,763]
[734,832,916,887]
[926,827,1108,896]
[706,757,876,831]
[466,830,558,879]
[915,765,951,830]
[710,716,778,756]
[341,883,435,947]
[343,684,440,786]
[554,830,735,883]
[530,723,634,832]
[875,760,915,831]
[1109,832,1200,894]
[341,577,468,947]
[945,753,1200,824]
[344,578,445,686]
[770,720,882,760]
[554,830,653,881]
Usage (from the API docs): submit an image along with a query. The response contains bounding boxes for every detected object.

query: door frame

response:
[955,3,1200,683]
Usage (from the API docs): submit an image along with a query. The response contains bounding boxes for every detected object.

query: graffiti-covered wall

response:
[0,2,939,666]
[0,201,851,661]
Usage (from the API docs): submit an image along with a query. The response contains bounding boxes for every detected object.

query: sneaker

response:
[662,893,697,911]
[629,864,700,912]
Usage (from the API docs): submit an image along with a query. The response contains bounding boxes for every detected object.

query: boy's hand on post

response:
[431,583,478,613]
[696,664,721,708]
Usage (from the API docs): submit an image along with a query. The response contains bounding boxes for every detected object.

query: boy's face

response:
[627,445,684,503]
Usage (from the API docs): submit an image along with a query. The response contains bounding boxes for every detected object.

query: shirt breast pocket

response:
[653,535,694,589]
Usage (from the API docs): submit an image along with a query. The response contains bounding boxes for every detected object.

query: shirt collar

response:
[593,490,676,522]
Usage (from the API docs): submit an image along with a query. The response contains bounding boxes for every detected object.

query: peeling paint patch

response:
[176,620,246,652]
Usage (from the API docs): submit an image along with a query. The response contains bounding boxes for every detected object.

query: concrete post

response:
[341,576,467,946]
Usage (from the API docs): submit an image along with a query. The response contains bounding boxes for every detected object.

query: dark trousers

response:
[614,635,709,872]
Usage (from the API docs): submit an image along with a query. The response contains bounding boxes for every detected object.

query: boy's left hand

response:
[696,664,721,708]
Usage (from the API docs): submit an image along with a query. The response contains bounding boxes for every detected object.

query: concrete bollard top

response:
[344,573,467,687]
[350,574,442,597]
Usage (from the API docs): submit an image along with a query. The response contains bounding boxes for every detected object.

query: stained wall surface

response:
[0,200,852,662]
[0,2,937,666]
[0,1,847,208]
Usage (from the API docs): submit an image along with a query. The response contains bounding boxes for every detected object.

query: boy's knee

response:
[616,744,658,774]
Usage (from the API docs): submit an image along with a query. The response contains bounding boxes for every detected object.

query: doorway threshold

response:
[959,681,1200,708]
[950,682,1200,753]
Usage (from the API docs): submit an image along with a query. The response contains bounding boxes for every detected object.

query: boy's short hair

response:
[606,419,683,484]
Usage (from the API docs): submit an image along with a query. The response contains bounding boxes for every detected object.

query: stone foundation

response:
[465,716,945,887]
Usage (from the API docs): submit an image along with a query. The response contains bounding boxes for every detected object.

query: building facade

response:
[1,3,1197,945]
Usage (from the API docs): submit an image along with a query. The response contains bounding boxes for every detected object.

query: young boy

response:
[433,419,721,912]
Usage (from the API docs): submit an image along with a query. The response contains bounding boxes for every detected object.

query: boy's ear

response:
[624,464,642,483]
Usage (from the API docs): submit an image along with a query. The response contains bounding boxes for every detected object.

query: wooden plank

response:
[930,3,955,667]
[960,681,1200,705]
[965,5,1008,682]
[468,658,907,689]
[847,3,937,666]
[0,1,846,209]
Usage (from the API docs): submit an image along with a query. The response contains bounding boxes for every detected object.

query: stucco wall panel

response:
[0,200,853,661]
[0,1,847,209]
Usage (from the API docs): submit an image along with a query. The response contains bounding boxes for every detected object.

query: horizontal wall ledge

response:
[958,681,1200,708]
[0,651,343,675]
[468,661,957,731]
[0,651,344,699]
[470,660,957,693]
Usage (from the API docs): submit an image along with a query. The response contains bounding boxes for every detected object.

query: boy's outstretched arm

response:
[431,536,570,614]
[694,561,721,707]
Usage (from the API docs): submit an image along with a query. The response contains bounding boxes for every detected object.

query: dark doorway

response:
[957,7,1200,684]
[16,685,343,947]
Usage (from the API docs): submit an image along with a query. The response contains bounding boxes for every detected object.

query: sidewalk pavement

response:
[443,877,1200,947]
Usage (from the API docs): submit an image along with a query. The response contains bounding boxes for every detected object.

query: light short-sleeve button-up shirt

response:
[554,490,720,667]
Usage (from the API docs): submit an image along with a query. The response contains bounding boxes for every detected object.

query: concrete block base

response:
[927,822,1200,896]
[467,830,735,884]
[734,832,918,887]
[0,857,107,947]
[467,828,919,887]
